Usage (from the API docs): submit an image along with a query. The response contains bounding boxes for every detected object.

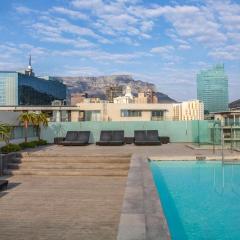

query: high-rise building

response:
[197,64,228,113]
[0,57,67,106]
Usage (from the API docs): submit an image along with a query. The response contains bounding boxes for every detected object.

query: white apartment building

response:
[173,100,204,120]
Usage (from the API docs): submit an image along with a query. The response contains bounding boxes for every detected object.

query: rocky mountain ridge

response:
[56,75,176,103]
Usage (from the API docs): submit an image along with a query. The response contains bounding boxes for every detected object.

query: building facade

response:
[173,100,204,121]
[134,89,158,104]
[0,101,204,123]
[75,103,173,121]
[0,71,67,106]
[214,110,240,149]
[197,64,228,113]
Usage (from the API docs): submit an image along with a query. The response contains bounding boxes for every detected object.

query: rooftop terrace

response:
[0,144,239,240]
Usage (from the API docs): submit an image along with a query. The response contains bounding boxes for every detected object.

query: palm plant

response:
[18,112,37,143]
[0,122,12,144]
[33,113,49,140]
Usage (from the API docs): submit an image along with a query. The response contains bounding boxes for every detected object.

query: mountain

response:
[56,75,176,103]
[229,99,240,109]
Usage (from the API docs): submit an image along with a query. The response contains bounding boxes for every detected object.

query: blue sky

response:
[0,0,239,101]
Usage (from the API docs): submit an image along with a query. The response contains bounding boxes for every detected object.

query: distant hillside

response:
[56,75,176,103]
[229,99,240,109]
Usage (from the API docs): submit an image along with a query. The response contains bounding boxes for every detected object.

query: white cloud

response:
[30,16,110,46]
[178,44,191,50]
[51,7,89,20]
[209,44,240,60]
[72,0,154,39]
[62,66,102,76]
[52,48,150,64]
[15,6,35,14]
[71,0,103,9]
[151,45,174,54]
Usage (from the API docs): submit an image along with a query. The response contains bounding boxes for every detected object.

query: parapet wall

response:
[41,120,219,144]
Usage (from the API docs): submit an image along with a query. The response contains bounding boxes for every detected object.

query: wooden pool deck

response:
[0,175,126,240]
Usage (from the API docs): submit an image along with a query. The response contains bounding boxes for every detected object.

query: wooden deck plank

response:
[0,175,127,240]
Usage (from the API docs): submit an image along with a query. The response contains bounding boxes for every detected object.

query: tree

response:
[18,112,36,143]
[0,122,12,144]
[33,113,49,140]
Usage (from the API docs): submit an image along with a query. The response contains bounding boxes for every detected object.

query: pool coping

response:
[149,155,240,161]
[117,154,171,240]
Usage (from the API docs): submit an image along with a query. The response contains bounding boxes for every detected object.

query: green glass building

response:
[197,64,229,113]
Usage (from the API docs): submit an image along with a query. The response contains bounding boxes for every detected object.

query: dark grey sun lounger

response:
[0,180,8,191]
[134,130,161,145]
[61,131,90,146]
[96,130,124,146]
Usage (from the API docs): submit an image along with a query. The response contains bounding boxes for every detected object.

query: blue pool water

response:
[150,161,240,240]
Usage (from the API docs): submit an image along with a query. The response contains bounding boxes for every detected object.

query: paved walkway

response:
[0,175,126,240]
[28,143,240,159]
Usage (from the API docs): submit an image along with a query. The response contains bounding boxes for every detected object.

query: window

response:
[121,110,142,117]
[151,110,164,121]
[151,111,164,117]
[85,111,101,121]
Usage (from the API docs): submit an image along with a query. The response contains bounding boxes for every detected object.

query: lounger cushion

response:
[112,131,124,142]
[97,130,125,145]
[65,131,78,141]
[134,130,161,145]
[77,131,90,143]
[134,130,146,142]
[100,131,112,141]
[147,130,159,141]
[61,131,90,145]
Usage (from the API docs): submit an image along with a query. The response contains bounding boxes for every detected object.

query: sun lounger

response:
[96,130,124,146]
[61,131,90,146]
[134,130,161,145]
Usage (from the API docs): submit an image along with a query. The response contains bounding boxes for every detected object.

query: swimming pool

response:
[150,161,240,240]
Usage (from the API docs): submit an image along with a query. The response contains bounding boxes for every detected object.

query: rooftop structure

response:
[25,55,34,77]
[106,85,123,103]
[113,86,134,104]
[71,93,88,105]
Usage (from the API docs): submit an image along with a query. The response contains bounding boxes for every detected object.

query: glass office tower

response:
[0,71,67,106]
[197,64,229,113]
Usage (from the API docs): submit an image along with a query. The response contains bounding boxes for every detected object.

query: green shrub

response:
[33,139,48,146]
[19,141,37,149]
[1,144,21,154]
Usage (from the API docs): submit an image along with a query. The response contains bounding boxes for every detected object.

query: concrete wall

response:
[41,120,215,144]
